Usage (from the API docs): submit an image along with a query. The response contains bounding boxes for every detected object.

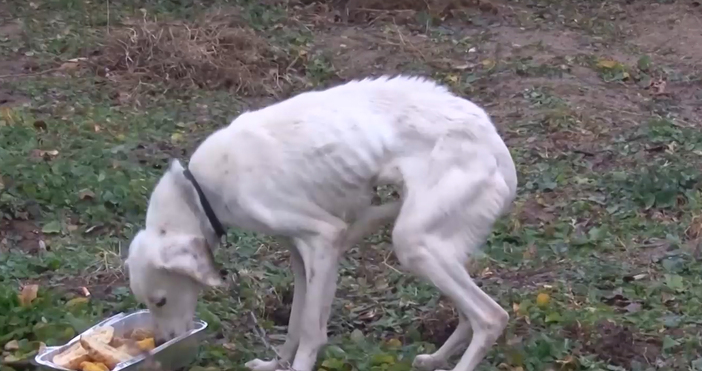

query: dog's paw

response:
[412,354,449,371]
[244,358,279,371]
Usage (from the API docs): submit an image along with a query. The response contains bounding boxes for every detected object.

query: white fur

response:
[126,75,517,371]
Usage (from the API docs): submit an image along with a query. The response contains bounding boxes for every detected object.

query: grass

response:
[1,0,702,371]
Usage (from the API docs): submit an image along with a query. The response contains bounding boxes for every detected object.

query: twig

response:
[248,311,295,371]
[0,68,60,79]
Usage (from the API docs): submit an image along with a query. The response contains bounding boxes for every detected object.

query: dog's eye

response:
[155,297,167,308]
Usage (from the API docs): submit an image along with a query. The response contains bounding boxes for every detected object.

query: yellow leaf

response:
[18,284,39,307]
[386,338,402,348]
[170,132,184,143]
[1,107,15,124]
[622,71,630,79]
[596,59,618,69]
[536,292,550,308]
[481,59,496,69]
[4,354,20,362]
[66,297,89,308]
[445,74,459,84]
[4,340,19,351]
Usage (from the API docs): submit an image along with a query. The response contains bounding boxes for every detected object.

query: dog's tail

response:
[342,201,402,250]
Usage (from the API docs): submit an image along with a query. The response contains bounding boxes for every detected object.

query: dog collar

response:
[182,168,226,239]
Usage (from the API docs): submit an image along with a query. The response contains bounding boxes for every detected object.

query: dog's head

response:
[125,160,225,343]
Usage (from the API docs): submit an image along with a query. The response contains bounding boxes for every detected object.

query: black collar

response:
[182,168,226,239]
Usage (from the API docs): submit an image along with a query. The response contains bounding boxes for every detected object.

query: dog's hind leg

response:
[245,238,306,371]
[413,313,472,371]
[392,152,516,371]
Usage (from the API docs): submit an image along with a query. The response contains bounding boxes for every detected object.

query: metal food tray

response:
[35,310,208,371]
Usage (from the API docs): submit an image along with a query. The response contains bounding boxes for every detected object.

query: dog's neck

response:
[182,168,226,239]
[145,167,222,247]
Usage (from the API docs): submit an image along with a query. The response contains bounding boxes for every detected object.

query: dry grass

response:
[94,8,294,96]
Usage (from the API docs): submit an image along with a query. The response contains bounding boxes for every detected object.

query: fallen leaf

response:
[385,338,402,348]
[555,354,578,370]
[30,149,60,161]
[596,59,619,69]
[4,340,19,351]
[78,189,96,200]
[453,63,475,70]
[18,284,39,307]
[481,59,496,69]
[3,354,20,362]
[536,293,550,308]
[58,61,80,71]
[65,297,89,308]
[1,107,15,124]
[222,343,236,351]
[650,78,667,95]
[170,132,184,143]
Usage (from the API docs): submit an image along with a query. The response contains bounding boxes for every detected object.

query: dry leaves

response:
[18,284,39,307]
[4,340,19,351]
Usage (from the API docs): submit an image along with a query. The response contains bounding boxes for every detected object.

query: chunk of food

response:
[135,338,155,352]
[79,336,132,369]
[88,326,115,344]
[52,326,115,370]
[115,343,141,357]
[125,328,154,341]
[79,361,110,371]
[51,325,157,370]
[52,342,91,370]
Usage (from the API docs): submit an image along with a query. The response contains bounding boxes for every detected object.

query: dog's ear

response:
[156,235,224,288]
[168,158,185,173]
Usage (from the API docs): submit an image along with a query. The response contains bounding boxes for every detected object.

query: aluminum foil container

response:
[35,310,208,371]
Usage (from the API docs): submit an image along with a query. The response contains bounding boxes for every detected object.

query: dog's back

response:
[190,75,515,228]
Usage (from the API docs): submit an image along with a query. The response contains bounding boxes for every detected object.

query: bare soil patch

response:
[0,218,45,254]
[0,86,30,107]
[563,320,661,368]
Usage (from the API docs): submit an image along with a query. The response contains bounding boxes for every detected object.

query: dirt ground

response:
[1,0,701,369]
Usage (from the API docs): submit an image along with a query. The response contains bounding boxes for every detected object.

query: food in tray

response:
[51,325,157,370]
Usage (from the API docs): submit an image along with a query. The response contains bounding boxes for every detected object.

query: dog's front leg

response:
[285,234,343,371]
[246,238,306,371]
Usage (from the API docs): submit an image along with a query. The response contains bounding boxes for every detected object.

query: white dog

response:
[125,75,517,371]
